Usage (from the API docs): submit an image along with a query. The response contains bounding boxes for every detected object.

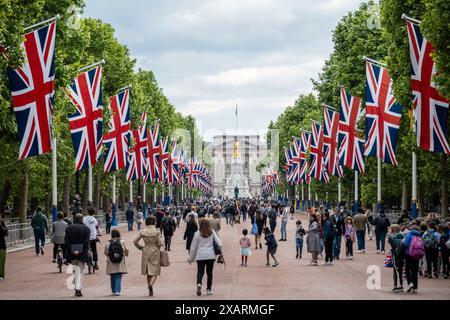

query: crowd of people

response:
[0,197,449,298]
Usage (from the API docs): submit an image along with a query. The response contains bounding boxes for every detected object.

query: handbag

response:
[70,243,84,255]
[160,250,170,267]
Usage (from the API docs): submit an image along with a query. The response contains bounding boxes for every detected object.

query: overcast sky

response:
[84,0,365,141]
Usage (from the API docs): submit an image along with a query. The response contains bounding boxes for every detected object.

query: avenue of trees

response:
[268,0,449,217]
[0,1,204,221]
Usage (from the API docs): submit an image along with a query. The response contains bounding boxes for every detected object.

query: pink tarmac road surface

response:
[1,213,449,300]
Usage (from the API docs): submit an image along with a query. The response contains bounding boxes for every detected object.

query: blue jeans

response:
[269,221,276,233]
[375,230,387,251]
[33,229,46,255]
[356,230,366,251]
[333,235,342,258]
[296,238,303,256]
[110,273,122,293]
[280,221,287,240]
[127,219,133,231]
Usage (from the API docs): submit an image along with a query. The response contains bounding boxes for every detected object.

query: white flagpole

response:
[143,180,146,216]
[377,157,382,213]
[301,184,304,212]
[154,185,157,205]
[308,183,311,209]
[412,151,417,217]
[338,178,342,204]
[162,186,165,205]
[354,171,359,213]
[88,166,93,206]
[129,180,133,207]
[51,135,57,221]
[112,174,117,226]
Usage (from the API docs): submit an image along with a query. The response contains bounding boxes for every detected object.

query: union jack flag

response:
[144,121,160,183]
[158,137,169,184]
[405,19,450,154]
[68,65,103,170]
[6,21,56,160]
[126,113,148,181]
[308,121,329,183]
[338,88,365,173]
[323,106,343,177]
[167,140,180,185]
[290,137,303,184]
[299,129,311,183]
[185,158,201,189]
[103,89,131,173]
[284,144,294,183]
[364,61,403,165]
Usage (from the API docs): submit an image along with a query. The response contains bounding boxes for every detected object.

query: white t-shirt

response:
[83,215,98,240]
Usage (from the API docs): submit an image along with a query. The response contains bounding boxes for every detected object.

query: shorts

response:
[241,247,252,256]
[267,247,277,255]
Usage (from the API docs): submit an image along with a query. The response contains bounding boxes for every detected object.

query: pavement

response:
[1,213,449,300]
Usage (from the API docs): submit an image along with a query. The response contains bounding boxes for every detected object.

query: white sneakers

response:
[206,290,213,295]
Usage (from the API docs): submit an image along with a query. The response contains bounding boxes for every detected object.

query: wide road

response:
[1,212,449,300]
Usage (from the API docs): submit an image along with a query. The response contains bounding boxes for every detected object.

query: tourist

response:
[65,213,91,297]
[322,212,335,265]
[268,205,277,234]
[403,222,423,293]
[161,211,176,251]
[104,229,128,296]
[397,210,412,226]
[125,204,134,231]
[175,207,182,228]
[188,218,223,296]
[422,221,439,278]
[366,207,374,240]
[30,207,48,256]
[353,209,370,253]
[387,224,404,292]
[83,207,100,271]
[295,220,306,259]
[263,226,279,267]
[439,225,449,279]
[307,214,321,265]
[209,212,221,235]
[290,205,295,220]
[135,209,144,231]
[184,213,198,254]
[240,202,248,222]
[239,228,251,267]
[373,209,391,254]
[255,210,264,250]
[331,208,345,260]
[105,207,112,235]
[189,206,199,221]
[0,219,8,280]
[133,216,164,296]
[51,212,68,263]
[344,216,356,260]
[279,204,288,241]
[156,206,165,229]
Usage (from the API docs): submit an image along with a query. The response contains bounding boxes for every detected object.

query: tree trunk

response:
[441,155,449,219]
[82,171,89,214]
[0,180,11,217]
[30,197,39,213]
[401,181,408,211]
[63,175,71,216]
[94,173,101,211]
[119,189,125,213]
[102,195,110,213]
[18,173,28,223]
[75,171,80,195]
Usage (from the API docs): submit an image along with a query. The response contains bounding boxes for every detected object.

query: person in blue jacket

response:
[322,212,335,266]
[403,223,421,293]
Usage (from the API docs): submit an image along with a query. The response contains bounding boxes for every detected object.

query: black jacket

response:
[331,215,345,235]
[64,223,91,263]
[0,221,8,250]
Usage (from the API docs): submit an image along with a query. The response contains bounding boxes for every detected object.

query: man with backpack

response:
[373,209,391,254]
[161,211,176,251]
[30,207,49,256]
[422,222,440,278]
[403,223,424,293]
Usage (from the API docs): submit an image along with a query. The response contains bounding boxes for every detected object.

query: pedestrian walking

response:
[0,219,8,280]
[105,207,112,235]
[188,218,224,296]
[135,210,144,231]
[306,214,320,265]
[290,205,295,220]
[104,229,129,296]
[373,209,391,254]
[332,208,345,260]
[209,212,221,235]
[403,223,424,293]
[268,205,277,234]
[65,213,91,297]
[439,225,450,279]
[83,207,101,271]
[422,221,439,278]
[295,220,306,259]
[239,229,251,267]
[322,212,335,265]
[125,204,135,231]
[344,216,356,260]
[387,224,405,292]
[279,205,288,241]
[51,212,68,263]
[133,216,164,297]
[184,213,198,254]
[30,207,48,256]
[263,226,279,267]
[161,211,176,251]
[353,209,370,253]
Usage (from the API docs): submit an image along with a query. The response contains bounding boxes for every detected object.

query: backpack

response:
[163,218,173,233]
[108,240,124,263]
[409,235,425,259]
[423,231,438,249]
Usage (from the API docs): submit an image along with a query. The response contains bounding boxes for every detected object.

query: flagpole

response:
[143,180,147,218]
[162,186,165,205]
[307,182,311,209]
[78,59,106,73]
[51,135,57,222]
[88,166,93,206]
[354,171,359,213]
[301,184,305,212]
[129,180,133,207]
[112,174,117,226]
[412,151,418,218]
[154,185,157,205]
[338,178,342,205]
[24,14,60,32]
[377,157,382,213]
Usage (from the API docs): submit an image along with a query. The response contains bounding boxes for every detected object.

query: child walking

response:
[263,227,279,267]
[344,216,356,260]
[239,229,252,267]
[387,224,405,292]
[295,220,306,259]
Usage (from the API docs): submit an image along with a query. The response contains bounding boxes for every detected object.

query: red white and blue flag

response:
[167,140,180,185]
[405,19,450,154]
[364,61,403,165]
[68,65,103,170]
[323,106,343,177]
[126,113,148,181]
[299,129,311,183]
[308,121,329,183]
[144,121,160,183]
[290,138,303,184]
[103,89,131,173]
[158,137,169,184]
[6,21,56,160]
[338,88,365,173]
